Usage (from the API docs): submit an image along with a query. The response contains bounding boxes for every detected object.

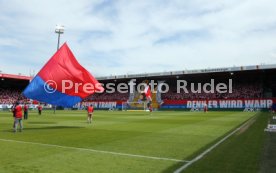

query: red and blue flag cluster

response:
[23,43,104,107]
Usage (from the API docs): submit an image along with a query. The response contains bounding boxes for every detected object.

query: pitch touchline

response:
[174,114,258,173]
[0,138,190,163]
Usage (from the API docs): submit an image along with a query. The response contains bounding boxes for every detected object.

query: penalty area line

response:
[0,138,190,163]
[174,113,258,173]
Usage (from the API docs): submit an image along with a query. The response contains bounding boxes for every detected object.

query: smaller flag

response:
[144,85,152,101]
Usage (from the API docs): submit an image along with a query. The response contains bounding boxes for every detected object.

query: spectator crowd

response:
[0,88,25,104]
[0,82,264,104]
[161,83,263,100]
[84,92,129,101]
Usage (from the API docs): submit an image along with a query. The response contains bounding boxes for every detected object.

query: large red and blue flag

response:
[23,43,104,107]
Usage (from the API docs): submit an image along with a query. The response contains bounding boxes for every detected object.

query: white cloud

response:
[0,0,276,77]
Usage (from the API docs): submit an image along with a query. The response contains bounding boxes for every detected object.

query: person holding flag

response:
[144,84,153,113]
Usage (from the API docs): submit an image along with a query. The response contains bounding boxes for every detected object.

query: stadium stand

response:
[0,73,30,106]
[161,83,263,100]
[0,88,25,104]
[84,91,129,101]
[1,65,276,110]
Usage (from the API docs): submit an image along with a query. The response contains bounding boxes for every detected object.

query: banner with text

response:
[78,101,124,109]
[78,99,276,109]
[161,98,276,109]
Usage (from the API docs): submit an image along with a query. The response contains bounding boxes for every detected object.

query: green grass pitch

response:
[0,110,265,173]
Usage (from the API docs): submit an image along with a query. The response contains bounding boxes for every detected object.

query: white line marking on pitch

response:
[0,138,190,163]
[174,114,257,173]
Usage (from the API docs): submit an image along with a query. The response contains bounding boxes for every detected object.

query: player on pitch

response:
[23,103,28,120]
[204,103,208,113]
[14,102,23,132]
[87,104,94,124]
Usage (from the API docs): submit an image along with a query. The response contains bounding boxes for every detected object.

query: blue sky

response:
[0,0,276,77]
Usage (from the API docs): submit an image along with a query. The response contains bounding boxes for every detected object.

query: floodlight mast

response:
[55,25,64,50]
[53,25,64,113]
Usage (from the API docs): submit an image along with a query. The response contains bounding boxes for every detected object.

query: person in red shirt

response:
[11,104,16,128]
[14,102,23,132]
[38,104,42,115]
[24,103,29,120]
[87,105,94,124]
[204,103,208,113]
[149,104,153,113]
[147,101,153,114]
